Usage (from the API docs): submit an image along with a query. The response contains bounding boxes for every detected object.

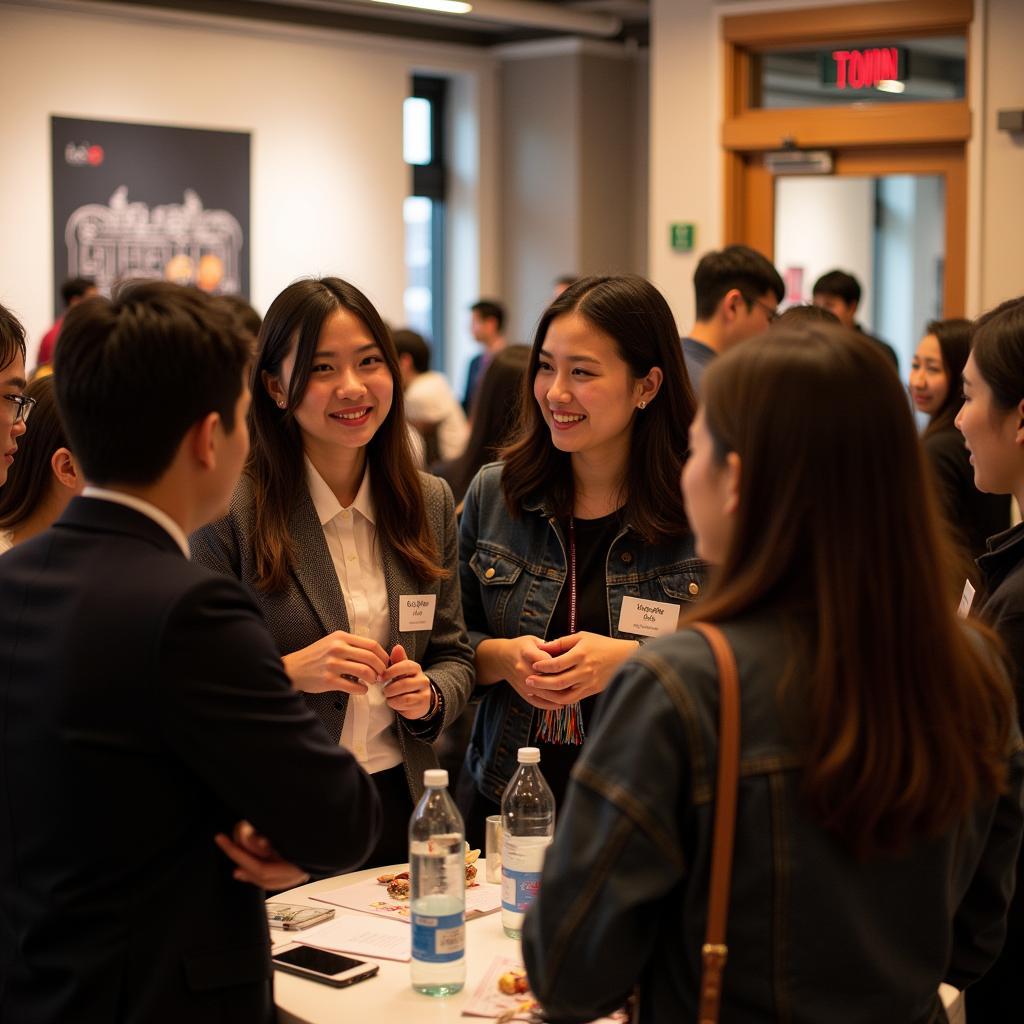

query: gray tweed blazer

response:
[190,470,474,803]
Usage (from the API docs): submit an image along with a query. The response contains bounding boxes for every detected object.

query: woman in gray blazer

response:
[192,277,473,867]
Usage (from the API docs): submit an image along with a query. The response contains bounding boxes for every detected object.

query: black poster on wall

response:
[51,116,250,316]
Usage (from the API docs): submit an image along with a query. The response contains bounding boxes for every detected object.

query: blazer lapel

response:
[381,542,422,663]
[287,491,350,636]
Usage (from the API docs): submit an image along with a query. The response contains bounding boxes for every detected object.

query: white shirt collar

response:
[304,457,375,527]
[81,486,191,557]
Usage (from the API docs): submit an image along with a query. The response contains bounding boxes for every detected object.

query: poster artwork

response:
[51,116,250,316]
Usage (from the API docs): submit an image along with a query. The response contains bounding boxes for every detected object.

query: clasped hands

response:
[282,631,434,720]
[503,632,639,711]
[215,820,308,892]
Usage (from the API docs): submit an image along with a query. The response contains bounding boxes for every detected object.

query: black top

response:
[924,425,1012,567]
[976,521,1024,932]
[533,510,622,809]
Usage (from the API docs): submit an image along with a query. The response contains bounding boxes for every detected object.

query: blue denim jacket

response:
[459,462,706,801]
[522,611,1024,1023]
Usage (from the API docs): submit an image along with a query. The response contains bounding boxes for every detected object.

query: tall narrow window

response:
[403,76,447,363]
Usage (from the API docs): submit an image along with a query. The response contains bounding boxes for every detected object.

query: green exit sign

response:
[670,222,696,253]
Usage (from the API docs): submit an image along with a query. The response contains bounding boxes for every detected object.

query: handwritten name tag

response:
[399,594,436,632]
[957,579,976,620]
[617,596,680,638]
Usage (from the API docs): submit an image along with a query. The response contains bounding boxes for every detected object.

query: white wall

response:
[0,0,499,377]
[774,176,875,316]
[648,0,720,332]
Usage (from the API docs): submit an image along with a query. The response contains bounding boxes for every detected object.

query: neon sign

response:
[822,47,908,90]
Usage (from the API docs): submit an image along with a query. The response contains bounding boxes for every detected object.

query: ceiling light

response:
[876,80,906,94]
[367,0,472,12]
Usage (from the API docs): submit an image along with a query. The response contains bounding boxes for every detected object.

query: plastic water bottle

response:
[410,768,466,996]
[500,747,555,939]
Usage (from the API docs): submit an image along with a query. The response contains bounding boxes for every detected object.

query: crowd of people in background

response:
[1,252,1023,1023]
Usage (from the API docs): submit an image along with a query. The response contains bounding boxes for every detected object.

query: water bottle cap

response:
[517,746,541,764]
[423,769,449,787]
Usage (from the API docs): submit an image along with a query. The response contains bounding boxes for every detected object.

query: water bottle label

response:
[501,866,543,914]
[412,910,465,964]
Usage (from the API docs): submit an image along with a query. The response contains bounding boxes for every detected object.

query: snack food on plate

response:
[377,844,481,898]
[498,968,530,996]
[385,873,410,899]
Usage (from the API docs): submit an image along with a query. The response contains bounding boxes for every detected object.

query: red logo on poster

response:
[65,142,104,167]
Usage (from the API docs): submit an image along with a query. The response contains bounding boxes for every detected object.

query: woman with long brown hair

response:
[457,275,705,848]
[954,295,1024,1020]
[523,323,1023,1023]
[192,277,473,867]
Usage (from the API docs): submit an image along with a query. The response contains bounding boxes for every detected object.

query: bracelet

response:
[417,682,442,721]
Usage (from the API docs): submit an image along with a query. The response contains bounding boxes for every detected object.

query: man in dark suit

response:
[463,298,507,415]
[0,282,381,1023]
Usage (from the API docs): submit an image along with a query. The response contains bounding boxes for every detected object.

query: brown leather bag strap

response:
[691,623,741,1024]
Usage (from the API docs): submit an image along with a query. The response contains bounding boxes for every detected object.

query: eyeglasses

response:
[751,297,779,323]
[2,393,37,425]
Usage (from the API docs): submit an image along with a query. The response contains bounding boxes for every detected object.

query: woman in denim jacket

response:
[523,323,1024,1023]
[457,275,705,845]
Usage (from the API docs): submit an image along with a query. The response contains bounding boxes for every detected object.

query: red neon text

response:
[832,48,900,89]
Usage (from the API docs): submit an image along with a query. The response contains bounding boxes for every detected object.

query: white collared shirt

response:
[305,458,403,774]
[81,486,191,557]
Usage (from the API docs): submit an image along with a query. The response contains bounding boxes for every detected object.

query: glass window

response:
[403,77,447,360]
[403,97,432,166]
[403,196,435,341]
[752,36,966,109]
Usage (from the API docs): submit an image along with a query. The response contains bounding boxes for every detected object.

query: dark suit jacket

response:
[0,498,381,1024]
[190,471,474,804]
[462,352,484,414]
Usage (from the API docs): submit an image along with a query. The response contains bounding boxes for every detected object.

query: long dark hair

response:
[0,376,67,530]
[0,303,26,372]
[921,317,973,438]
[684,324,1012,857]
[971,295,1024,411]
[501,275,694,543]
[248,277,443,592]
[437,345,530,503]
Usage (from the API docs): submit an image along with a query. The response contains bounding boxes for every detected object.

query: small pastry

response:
[498,969,529,996]
[386,876,411,900]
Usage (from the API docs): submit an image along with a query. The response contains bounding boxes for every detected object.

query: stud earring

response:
[638,400,647,410]
[278,401,286,409]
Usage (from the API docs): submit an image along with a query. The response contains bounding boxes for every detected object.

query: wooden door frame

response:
[742,147,966,315]
[721,0,972,316]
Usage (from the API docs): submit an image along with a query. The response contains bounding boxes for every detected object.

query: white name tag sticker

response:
[400,594,436,632]
[957,579,976,620]
[617,596,681,638]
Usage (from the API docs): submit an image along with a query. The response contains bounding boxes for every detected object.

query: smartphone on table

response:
[272,945,379,988]
[266,902,335,931]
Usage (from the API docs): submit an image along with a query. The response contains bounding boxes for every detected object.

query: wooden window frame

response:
[722,0,973,316]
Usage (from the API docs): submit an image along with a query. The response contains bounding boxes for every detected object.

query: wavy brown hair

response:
[248,277,443,592]
[501,275,694,542]
[683,324,1014,857]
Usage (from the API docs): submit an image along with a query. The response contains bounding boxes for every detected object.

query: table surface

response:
[273,860,518,1024]
[270,862,965,1024]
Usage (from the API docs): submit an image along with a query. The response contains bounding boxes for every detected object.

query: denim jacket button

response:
[485,567,496,579]
[688,581,700,596]
[620,551,634,564]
